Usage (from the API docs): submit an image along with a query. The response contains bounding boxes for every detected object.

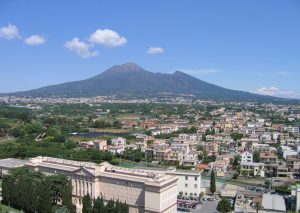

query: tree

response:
[210,170,216,194]
[230,133,243,141]
[264,180,271,190]
[254,202,264,213]
[55,206,70,213]
[232,155,241,168]
[217,198,232,213]
[253,151,260,162]
[105,200,115,213]
[93,196,105,213]
[37,181,52,213]
[189,126,197,133]
[82,194,92,213]
[120,202,129,213]
[46,175,69,204]
[112,120,122,129]
[62,180,76,213]
[1,167,72,213]
[199,191,205,199]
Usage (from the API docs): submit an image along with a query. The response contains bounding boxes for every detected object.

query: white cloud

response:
[65,37,98,58]
[89,29,127,47]
[255,86,298,98]
[147,47,164,54]
[24,34,46,46]
[0,23,20,40]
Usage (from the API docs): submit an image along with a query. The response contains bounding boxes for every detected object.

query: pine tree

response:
[210,170,216,194]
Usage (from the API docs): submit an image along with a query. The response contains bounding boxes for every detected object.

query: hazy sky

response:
[1,0,300,98]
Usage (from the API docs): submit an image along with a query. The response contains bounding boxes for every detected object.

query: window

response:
[185,176,188,180]
[194,177,197,181]
[185,184,188,188]
[194,184,197,188]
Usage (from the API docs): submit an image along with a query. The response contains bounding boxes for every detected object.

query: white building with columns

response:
[0,157,178,213]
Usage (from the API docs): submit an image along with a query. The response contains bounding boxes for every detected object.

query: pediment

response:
[73,167,95,177]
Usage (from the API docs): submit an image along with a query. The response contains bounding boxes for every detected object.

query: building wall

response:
[100,176,145,207]
[175,174,201,195]
[144,182,177,213]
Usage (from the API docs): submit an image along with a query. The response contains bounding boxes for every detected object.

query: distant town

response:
[0,96,299,213]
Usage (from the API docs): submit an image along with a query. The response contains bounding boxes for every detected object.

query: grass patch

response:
[0,204,22,213]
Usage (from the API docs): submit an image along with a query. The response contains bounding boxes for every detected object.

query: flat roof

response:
[0,158,28,168]
[262,194,286,212]
[240,162,264,166]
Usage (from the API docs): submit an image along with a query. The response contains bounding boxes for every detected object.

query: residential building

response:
[241,151,253,163]
[234,189,262,213]
[208,160,228,172]
[240,162,265,177]
[204,142,218,155]
[260,152,278,164]
[80,140,107,150]
[105,145,125,154]
[111,137,126,146]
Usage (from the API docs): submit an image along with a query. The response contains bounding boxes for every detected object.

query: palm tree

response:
[254,202,263,213]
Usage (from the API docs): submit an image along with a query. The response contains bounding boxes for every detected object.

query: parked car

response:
[188,204,197,209]
[177,207,190,212]
[208,197,216,201]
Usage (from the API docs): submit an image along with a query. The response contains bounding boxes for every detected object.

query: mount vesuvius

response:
[1,63,294,102]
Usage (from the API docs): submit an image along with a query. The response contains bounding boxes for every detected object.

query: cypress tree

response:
[82,194,92,213]
[62,180,76,213]
[93,196,105,212]
[210,170,216,194]
[105,200,115,213]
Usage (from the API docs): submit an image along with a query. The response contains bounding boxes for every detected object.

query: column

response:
[86,182,89,195]
[82,181,85,195]
[75,180,78,196]
[90,183,93,198]
[79,181,81,196]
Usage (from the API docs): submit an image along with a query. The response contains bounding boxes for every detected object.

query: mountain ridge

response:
[1,63,298,103]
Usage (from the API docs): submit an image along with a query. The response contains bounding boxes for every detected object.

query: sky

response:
[0,0,300,98]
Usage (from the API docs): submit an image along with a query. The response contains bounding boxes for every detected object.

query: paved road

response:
[189,200,219,213]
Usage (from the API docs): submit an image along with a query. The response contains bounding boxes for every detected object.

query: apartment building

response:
[241,151,253,163]
[0,157,178,213]
[283,126,300,135]
[111,137,126,146]
[204,142,219,155]
[260,152,278,164]
[240,162,265,177]
[80,140,107,150]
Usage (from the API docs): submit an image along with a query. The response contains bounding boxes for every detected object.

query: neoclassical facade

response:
[0,157,178,213]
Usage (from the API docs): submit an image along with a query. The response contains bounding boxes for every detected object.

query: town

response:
[0,97,299,212]
[1,1,299,212]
